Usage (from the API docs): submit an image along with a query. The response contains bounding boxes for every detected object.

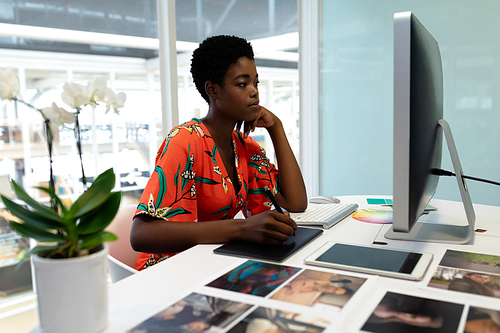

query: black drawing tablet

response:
[213,227,323,262]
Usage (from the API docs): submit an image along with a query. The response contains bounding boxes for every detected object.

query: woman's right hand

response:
[234,210,297,245]
[131,210,298,254]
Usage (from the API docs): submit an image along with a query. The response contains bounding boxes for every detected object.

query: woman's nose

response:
[250,87,258,97]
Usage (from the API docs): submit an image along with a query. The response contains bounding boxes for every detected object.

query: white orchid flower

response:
[41,102,75,125]
[87,76,108,103]
[61,82,91,109]
[0,67,20,100]
[104,88,126,114]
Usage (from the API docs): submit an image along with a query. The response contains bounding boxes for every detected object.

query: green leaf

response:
[76,192,122,235]
[248,188,267,195]
[35,187,68,215]
[80,231,118,250]
[249,161,261,169]
[8,181,64,221]
[211,206,230,215]
[163,207,190,218]
[211,145,217,164]
[194,177,219,185]
[1,196,65,229]
[234,131,243,145]
[174,164,180,190]
[9,221,65,242]
[12,244,62,270]
[28,244,63,259]
[69,168,115,218]
[155,166,166,209]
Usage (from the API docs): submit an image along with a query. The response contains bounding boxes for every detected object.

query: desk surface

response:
[107,196,500,332]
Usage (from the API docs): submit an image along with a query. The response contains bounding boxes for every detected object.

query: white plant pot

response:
[33,245,109,333]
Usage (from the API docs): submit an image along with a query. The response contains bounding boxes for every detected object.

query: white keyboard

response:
[293,203,359,229]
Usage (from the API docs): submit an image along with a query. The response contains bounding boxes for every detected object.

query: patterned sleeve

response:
[243,135,280,217]
[135,127,199,222]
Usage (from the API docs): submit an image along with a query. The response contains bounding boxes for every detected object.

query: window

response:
[0,1,300,305]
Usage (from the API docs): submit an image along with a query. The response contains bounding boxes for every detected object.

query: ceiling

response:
[0,0,298,62]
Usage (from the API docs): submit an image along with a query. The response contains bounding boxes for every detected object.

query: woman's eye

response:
[238,82,247,87]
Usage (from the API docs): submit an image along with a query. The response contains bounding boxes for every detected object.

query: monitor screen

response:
[387,12,475,244]
[392,11,443,233]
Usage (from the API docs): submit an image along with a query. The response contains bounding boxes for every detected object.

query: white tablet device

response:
[304,242,433,281]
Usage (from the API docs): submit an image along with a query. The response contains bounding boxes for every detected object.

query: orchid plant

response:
[0,68,125,195]
[0,67,126,259]
[60,76,126,188]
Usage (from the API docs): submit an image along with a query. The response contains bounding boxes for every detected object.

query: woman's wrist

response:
[265,117,283,136]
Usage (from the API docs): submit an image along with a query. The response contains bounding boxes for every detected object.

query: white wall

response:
[320,0,500,206]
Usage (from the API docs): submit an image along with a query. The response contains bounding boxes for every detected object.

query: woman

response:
[130,35,307,270]
[448,272,496,297]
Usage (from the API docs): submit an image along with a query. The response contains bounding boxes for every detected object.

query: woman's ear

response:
[205,81,218,100]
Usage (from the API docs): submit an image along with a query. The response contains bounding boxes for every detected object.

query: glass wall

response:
[0,1,300,304]
[320,1,500,206]
[0,63,298,304]
[0,55,153,301]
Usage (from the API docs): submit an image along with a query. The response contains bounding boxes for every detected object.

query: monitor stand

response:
[385,119,476,244]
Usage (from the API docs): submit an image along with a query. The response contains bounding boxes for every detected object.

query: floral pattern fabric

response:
[134,118,279,270]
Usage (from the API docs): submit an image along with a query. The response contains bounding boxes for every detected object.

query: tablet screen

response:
[316,243,422,273]
[214,227,323,262]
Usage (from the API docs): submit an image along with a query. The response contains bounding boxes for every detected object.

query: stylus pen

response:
[264,186,283,214]
[264,186,295,236]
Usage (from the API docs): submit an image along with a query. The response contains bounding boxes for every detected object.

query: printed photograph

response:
[270,269,366,309]
[464,306,500,333]
[227,306,329,333]
[0,211,33,296]
[127,292,252,333]
[0,212,30,268]
[361,292,463,333]
[206,260,300,297]
[439,249,500,274]
[429,267,500,298]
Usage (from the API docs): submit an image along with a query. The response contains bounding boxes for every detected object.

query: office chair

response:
[106,203,140,283]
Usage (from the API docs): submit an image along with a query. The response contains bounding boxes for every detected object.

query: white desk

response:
[107,196,500,332]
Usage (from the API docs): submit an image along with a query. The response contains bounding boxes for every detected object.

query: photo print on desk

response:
[270,269,367,311]
[438,249,500,274]
[126,292,252,333]
[464,306,500,333]
[227,306,330,333]
[206,260,300,297]
[0,211,33,296]
[361,291,463,333]
[428,249,500,298]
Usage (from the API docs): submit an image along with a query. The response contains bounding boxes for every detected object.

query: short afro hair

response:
[190,35,254,103]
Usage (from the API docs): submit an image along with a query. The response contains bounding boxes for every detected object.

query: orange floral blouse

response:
[134,118,279,270]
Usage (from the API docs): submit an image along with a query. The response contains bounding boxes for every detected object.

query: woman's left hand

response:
[240,106,280,138]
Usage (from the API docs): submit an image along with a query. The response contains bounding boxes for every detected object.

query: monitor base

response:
[385,221,472,244]
[386,119,475,244]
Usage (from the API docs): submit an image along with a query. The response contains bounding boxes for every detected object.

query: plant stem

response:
[15,98,58,212]
[74,110,87,190]
[47,241,72,258]
[44,119,57,211]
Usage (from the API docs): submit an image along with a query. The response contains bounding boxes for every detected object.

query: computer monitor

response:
[385,11,476,244]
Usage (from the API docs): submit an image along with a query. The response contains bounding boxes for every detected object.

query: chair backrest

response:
[108,255,137,283]
[107,203,140,273]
